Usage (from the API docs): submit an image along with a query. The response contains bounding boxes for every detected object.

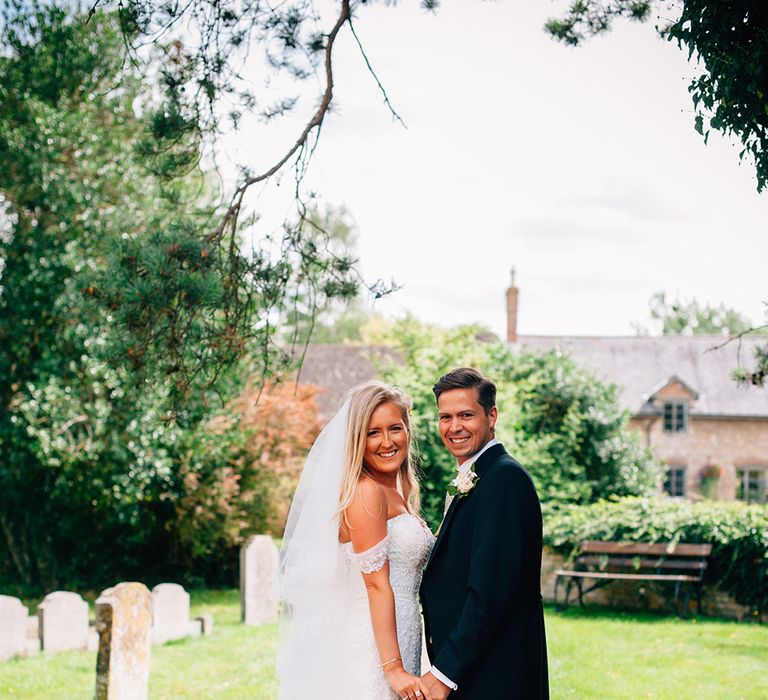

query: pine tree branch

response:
[347,14,407,128]
[206,0,351,244]
[704,324,768,353]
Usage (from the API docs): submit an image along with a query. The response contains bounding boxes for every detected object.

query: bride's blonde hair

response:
[338,381,420,518]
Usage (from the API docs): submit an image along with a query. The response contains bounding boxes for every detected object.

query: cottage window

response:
[736,467,768,504]
[662,401,688,433]
[663,466,686,497]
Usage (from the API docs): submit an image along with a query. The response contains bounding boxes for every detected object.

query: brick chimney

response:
[506,268,519,343]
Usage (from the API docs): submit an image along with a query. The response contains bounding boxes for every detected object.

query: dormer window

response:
[645,376,697,434]
[663,401,688,433]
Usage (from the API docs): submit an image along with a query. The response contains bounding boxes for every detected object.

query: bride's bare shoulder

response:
[342,475,388,545]
[350,474,387,518]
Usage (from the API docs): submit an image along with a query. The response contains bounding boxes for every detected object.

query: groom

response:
[420,367,549,699]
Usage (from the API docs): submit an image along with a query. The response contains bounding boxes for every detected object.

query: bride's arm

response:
[346,479,431,700]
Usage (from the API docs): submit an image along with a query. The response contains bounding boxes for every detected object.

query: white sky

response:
[222,1,768,339]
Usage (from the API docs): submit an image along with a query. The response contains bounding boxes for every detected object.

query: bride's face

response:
[363,401,409,478]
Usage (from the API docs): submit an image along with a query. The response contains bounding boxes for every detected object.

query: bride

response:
[277,381,435,700]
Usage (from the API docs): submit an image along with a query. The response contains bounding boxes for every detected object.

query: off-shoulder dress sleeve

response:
[352,535,390,574]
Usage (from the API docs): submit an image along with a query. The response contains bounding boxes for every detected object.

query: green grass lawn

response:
[2,591,766,699]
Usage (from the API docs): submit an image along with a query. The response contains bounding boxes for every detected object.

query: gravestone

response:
[25,615,41,657]
[186,618,202,638]
[197,613,214,636]
[38,591,89,653]
[151,583,190,646]
[87,622,100,652]
[0,595,28,661]
[240,535,278,625]
[26,614,38,640]
[95,582,152,700]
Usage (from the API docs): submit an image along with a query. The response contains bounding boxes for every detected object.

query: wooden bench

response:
[553,541,712,616]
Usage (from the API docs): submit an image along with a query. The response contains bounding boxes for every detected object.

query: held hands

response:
[420,671,452,700]
[384,661,433,700]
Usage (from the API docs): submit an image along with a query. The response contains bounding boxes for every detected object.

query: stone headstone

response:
[0,595,28,661]
[38,590,89,653]
[151,583,190,646]
[24,638,41,656]
[87,627,99,652]
[185,619,202,638]
[95,582,152,700]
[24,615,40,657]
[196,613,214,636]
[26,614,39,640]
[240,535,278,625]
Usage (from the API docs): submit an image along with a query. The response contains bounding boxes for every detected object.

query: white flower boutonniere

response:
[447,465,479,499]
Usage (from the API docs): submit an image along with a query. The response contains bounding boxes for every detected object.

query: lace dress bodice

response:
[342,513,435,699]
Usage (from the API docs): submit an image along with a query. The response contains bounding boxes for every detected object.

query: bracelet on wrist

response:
[381,656,402,670]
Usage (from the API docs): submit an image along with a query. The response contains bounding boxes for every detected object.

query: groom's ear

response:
[488,405,498,430]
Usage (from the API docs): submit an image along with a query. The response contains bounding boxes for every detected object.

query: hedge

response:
[543,497,768,615]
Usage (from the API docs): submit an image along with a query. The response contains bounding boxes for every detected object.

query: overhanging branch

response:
[206,0,351,244]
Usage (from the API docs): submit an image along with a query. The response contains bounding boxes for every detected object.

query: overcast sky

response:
[222,1,768,339]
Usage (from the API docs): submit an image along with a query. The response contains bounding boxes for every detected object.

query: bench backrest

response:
[575,541,712,579]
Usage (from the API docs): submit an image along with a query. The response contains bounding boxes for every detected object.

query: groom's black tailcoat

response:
[420,443,549,699]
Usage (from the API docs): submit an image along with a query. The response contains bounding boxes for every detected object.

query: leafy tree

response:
[84,0,768,196]
[0,5,185,589]
[0,1,374,394]
[55,1,768,386]
[0,4,344,590]
[633,292,768,386]
[280,204,390,345]
[548,2,768,384]
[377,319,661,529]
[169,381,322,584]
[546,1,768,192]
[638,291,759,336]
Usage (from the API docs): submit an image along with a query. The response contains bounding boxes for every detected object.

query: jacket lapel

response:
[425,443,507,569]
[426,492,459,569]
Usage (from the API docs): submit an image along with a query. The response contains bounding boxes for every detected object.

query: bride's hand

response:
[384,662,432,700]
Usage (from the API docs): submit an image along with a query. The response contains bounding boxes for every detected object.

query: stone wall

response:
[631,415,768,501]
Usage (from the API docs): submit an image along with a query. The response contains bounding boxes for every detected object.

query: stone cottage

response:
[507,274,768,503]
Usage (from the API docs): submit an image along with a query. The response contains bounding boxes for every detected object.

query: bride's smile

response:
[364,401,409,478]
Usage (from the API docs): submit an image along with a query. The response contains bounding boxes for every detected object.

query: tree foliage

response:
[377,319,661,530]
[639,291,760,336]
[633,292,768,386]
[278,204,385,346]
[546,1,768,388]
[0,1,374,395]
[0,4,336,591]
[547,1,768,193]
[169,381,322,584]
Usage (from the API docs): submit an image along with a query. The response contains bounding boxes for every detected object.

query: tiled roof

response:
[297,344,400,420]
[516,335,768,418]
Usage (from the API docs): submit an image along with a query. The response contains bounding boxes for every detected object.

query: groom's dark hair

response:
[432,367,496,415]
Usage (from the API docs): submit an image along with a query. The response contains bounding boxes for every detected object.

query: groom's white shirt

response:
[458,438,498,471]
[430,438,499,691]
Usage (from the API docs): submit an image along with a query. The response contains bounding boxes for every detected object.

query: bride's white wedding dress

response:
[277,402,435,700]
[343,513,435,699]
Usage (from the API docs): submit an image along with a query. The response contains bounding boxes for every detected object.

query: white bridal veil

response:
[276,400,353,698]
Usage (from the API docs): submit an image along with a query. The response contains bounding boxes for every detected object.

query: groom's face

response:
[437,387,497,463]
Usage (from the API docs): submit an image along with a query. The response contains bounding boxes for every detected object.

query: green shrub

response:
[543,497,768,615]
[376,318,661,529]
